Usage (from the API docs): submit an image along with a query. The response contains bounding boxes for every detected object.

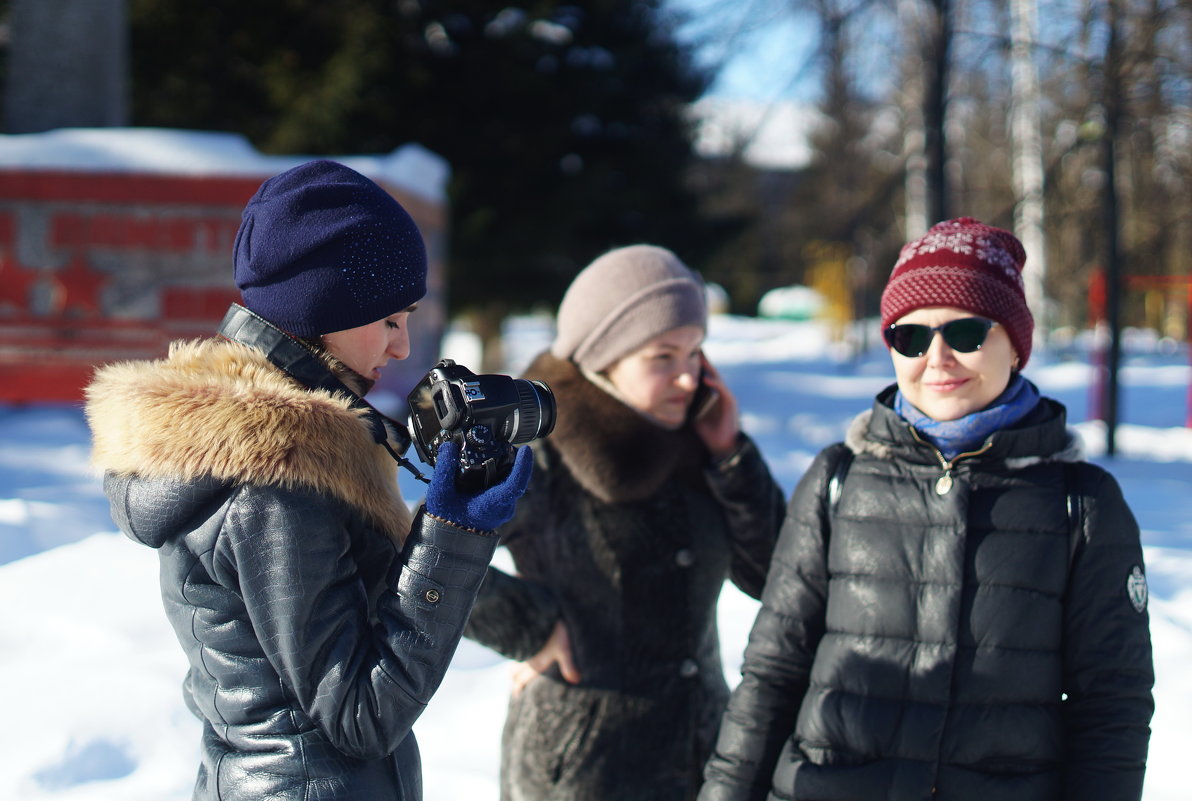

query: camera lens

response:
[509,379,557,444]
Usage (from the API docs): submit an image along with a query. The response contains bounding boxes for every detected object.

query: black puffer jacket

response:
[464,353,786,801]
[85,338,498,801]
[700,386,1154,801]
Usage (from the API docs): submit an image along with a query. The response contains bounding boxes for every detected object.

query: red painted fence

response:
[0,165,446,405]
[0,170,257,402]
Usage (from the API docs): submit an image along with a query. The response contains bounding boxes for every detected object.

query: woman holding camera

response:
[464,245,786,801]
[85,160,532,801]
[699,218,1153,801]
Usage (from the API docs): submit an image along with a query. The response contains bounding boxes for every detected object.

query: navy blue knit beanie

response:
[233,160,428,336]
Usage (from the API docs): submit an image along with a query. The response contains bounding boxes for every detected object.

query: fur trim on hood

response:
[523,351,708,504]
[845,410,891,461]
[85,338,412,542]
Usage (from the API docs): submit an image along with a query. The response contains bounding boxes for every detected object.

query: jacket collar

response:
[846,383,1083,466]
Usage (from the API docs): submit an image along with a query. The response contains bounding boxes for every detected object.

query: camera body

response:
[407,359,556,491]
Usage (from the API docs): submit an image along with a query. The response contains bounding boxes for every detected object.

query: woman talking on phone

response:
[463,245,786,801]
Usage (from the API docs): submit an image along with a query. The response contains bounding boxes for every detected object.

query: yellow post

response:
[806,241,853,342]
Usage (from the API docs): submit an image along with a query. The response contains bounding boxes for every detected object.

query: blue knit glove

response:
[424,440,533,531]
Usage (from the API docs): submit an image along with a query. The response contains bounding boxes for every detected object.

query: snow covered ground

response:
[2,315,1190,801]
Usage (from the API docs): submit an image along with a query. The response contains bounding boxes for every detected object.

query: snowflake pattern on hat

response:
[895,229,976,269]
[976,237,1025,285]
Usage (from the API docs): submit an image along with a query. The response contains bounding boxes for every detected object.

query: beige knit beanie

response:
[551,245,707,372]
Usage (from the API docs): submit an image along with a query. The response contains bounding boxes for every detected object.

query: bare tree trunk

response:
[924,0,951,224]
[898,0,949,231]
[899,0,930,239]
[1101,0,1124,456]
[1009,0,1048,340]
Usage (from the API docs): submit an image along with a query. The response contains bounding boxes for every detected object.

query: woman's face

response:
[604,325,704,428]
[321,307,415,385]
[890,306,1018,421]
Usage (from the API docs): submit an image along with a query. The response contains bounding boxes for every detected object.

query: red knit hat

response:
[880,217,1034,367]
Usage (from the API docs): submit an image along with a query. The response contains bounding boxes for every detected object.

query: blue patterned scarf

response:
[894,373,1040,460]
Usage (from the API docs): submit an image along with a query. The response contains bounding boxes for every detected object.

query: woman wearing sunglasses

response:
[700,218,1154,801]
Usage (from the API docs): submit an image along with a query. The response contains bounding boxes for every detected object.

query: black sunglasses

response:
[883,317,997,357]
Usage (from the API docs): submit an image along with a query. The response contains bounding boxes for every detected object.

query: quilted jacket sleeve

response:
[704,433,787,599]
[1062,464,1154,801]
[220,485,498,761]
[699,444,843,801]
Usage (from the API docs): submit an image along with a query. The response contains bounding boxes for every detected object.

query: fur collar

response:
[524,352,708,504]
[845,410,891,460]
[85,338,412,542]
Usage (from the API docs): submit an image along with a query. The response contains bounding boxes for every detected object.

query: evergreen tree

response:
[128,1,710,358]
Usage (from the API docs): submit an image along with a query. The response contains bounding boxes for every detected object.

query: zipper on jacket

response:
[907,427,994,495]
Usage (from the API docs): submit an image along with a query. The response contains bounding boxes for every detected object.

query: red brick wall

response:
[0,169,446,405]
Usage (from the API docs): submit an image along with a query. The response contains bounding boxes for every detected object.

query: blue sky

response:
[669,0,825,168]
[669,0,820,102]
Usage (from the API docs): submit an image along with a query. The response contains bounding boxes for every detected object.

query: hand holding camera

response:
[424,439,534,531]
[408,359,556,492]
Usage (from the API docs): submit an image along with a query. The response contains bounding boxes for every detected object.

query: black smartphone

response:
[689,363,720,422]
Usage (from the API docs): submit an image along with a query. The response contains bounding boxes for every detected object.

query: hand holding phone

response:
[691,353,740,459]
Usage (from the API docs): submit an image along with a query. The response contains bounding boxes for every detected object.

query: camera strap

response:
[217,303,430,484]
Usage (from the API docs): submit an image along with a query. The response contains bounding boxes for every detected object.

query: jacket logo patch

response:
[1126,565,1148,613]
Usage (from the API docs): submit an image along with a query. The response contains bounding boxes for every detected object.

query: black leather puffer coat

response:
[86,338,498,801]
[464,353,786,801]
[700,386,1154,801]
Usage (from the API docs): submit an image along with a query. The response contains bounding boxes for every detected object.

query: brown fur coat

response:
[85,337,412,542]
[522,351,709,503]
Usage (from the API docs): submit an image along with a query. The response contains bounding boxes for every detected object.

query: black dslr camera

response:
[407,359,556,491]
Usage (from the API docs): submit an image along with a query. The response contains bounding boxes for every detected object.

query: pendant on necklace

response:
[935,473,953,495]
